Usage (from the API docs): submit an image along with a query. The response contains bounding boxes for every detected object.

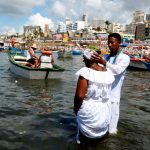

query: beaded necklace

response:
[106,48,122,64]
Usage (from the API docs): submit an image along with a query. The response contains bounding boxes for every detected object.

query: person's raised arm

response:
[106,55,130,75]
[75,42,84,50]
[91,53,130,75]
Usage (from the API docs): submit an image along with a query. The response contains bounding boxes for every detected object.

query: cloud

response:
[87,0,102,9]
[25,13,54,30]
[70,9,78,17]
[1,0,150,35]
[46,0,134,24]
[52,1,66,17]
[0,26,16,35]
[1,0,150,24]
[0,0,45,17]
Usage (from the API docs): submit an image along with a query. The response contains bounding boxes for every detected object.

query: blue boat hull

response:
[142,61,150,71]
[72,50,82,55]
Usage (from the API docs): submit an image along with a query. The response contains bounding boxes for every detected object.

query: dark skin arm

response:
[51,55,54,64]
[74,76,88,115]
[91,53,106,66]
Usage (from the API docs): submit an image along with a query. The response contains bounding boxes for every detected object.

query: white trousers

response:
[109,102,120,134]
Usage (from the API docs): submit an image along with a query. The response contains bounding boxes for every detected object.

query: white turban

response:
[83,50,94,60]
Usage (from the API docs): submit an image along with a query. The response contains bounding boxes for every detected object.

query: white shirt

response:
[105,52,130,102]
[26,51,31,60]
[26,48,35,60]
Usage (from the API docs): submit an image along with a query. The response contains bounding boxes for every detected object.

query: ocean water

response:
[0,52,150,150]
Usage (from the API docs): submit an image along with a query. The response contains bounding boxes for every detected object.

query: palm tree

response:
[105,20,111,32]
[33,30,39,40]
[25,33,34,47]
[96,26,102,32]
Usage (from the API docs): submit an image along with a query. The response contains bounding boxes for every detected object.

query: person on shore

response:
[39,47,54,68]
[74,50,115,143]
[26,44,39,68]
[91,33,130,134]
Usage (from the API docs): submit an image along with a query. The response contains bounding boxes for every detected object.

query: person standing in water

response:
[91,33,130,134]
[74,50,114,143]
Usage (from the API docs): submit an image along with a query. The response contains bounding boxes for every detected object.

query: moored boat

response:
[9,54,65,79]
[72,49,82,55]
[57,50,72,58]
[128,58,149,71]
[0,41,4,51]
[142,61,150,71]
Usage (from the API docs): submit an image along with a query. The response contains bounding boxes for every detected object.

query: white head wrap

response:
[83,50,93,60]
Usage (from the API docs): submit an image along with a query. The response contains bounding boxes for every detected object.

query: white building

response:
[92,18,106,29]
[72,21,85,31]
[65,18,72,25]
[82,14,88,27]
[125,10,145,34]
[120,33,135,40]
[111,23,125,33]
[133,10,145,24]
[23,25,41,37]
[57,19,85,33]
[66,21,85,32]
[57,22,66,33]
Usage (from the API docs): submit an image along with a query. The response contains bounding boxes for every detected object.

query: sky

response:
[0,0,150,35]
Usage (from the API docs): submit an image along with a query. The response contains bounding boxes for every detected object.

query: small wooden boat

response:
[128,58,149,71]
[9,54,65,79]
[57,50,72,58]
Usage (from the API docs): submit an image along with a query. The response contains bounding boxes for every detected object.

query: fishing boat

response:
[128,58,149,70]
[9,54,65,79]
[72,49,82,55]
[0,41,4,51]
[142,61,150,71]
[57,50,72,58]
[9,47,25,55]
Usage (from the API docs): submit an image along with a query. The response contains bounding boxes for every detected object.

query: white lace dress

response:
[75,67,114,139]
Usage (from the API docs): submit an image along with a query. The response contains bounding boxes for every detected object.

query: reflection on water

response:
[0,52,150,150]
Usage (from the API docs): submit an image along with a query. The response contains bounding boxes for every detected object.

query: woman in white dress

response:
[74,50,115,143]
[39,48,54,68]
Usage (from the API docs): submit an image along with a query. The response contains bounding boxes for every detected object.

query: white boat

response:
[9,54,65,79]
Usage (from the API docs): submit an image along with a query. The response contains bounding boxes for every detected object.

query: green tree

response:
[97,26,102,32]
[105,20,111,32]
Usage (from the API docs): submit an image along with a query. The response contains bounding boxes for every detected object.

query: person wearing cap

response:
[39,47,54,68]
[26,44,39,68]
[91,33,130,135]
[74,50,115,143]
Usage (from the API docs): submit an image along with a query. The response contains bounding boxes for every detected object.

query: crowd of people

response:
[123,45,150,60]
[74,33,130,144]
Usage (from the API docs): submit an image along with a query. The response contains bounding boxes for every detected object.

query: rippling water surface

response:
[0,52,150,150]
